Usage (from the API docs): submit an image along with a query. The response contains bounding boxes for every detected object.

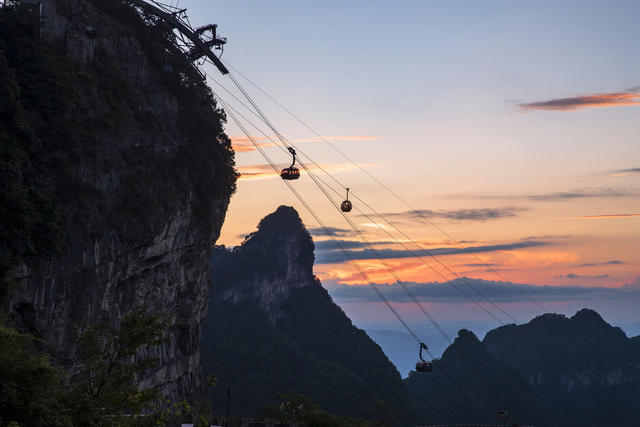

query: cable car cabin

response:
[341,188,352,212]
[415,360,433,372]
[280,167,300,180]
[416,342,432,372]
[281,147,300,180]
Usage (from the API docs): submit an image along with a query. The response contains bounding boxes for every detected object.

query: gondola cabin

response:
[281,147,300,180]
[280,167,300,180]
[341,187,352,212]
[415,360,432,372]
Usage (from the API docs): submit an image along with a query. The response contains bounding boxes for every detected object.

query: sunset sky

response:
[181,0,639,333]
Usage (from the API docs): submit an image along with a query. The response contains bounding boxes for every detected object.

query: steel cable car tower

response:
[128,0,229,75]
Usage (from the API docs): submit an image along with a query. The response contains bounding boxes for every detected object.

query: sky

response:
[176,0,639,332]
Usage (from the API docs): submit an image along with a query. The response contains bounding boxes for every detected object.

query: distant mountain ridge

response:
[483,309,640,426]
[406,309,640,426]
[201,206,414,421]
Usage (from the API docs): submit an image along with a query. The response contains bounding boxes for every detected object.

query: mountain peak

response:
[257,205,307,236]
[571,308,605,323]
[243,205,315,273]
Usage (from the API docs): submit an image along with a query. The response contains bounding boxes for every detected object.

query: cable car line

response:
[212,75,525,378]
[204,68,517,325]
[221,98,435,361]
[210,84,460,338]
[219,60,546,312]
[205,72,516,326]
[214,77,455,343]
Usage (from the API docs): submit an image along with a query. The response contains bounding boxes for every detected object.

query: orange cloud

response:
[230,135,380,153]
[519,90,640,111]
[230,136,275,152]
[237,162,379,181]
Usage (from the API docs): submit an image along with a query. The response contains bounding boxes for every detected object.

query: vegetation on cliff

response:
[0,310,177,426]
[0,0,236,299]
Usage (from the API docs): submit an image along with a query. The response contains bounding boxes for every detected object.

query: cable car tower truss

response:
[129,0,229,75]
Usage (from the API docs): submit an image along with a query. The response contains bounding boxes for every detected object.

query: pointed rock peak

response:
[240,206,315,274]
[456,328,481,343]
[244,205,311,247]
[256,205,308,238]
[529,312,567,326]
[442,329,483,360]
[571,308,605,322]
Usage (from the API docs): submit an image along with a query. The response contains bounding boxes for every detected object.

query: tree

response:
[0,320,69,426]
[65,309,167,426]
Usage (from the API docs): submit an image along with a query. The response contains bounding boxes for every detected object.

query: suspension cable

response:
[204,64,518,324]
[220,60,546,312]
[209,86,510,326]
[218,73,456,343]
[220,97,433,355]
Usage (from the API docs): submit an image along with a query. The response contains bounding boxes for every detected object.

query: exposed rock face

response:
[3,0,235,400]
[201,206,415,421]
[482,309,640,426]
[484,309,640,391]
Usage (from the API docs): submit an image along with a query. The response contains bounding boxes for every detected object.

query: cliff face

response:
[1,0,235,400]
[483,309,640,426]
[405,310,640,426]
[201,206,414,421]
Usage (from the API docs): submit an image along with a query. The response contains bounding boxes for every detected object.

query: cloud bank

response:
[369,207,526,222]
[315,239,549,264]
[325,277,640,304]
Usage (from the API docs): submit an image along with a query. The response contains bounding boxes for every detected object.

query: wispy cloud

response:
[558,213,640,220]
[368,207,526,222]
[555,273,611,279]
[230,135,379,153]
[237,162,379,181]
[611,168,640,177]
[575,260,624,267]
[315,239,549,264]
[459,188,637,201]
[308,226,354,237]
[526,189,635,201]
[518,88,640,111]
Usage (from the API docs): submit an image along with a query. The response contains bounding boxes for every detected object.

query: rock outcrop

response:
[201,206,415,421]
[2,0,235,400]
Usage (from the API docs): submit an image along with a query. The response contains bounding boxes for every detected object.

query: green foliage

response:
[0,310,215,426]
[65,309,167,426]
[0,319,69,426]
[258,393,377,427]
[0,6,67,301]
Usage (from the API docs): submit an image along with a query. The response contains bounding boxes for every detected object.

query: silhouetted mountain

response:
[484,309,640,426]
[405,329,555,426]
[201,206,414,421]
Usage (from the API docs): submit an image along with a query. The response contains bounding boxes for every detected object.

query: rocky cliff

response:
[1,0,235,400]
[483,309,640,426]
[201,206,415,421]
[405,309,640,426]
